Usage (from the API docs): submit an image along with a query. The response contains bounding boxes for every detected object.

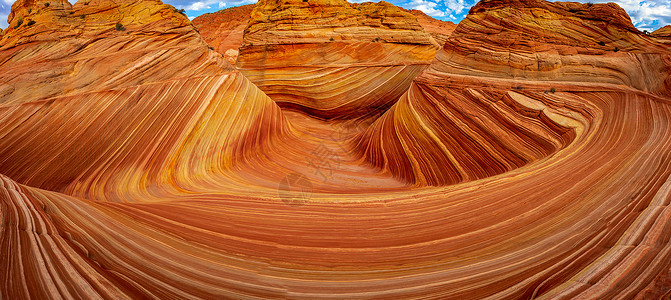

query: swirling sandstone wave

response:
[354,0,671,186]
[1,0,671,299]
[237,0,440,120]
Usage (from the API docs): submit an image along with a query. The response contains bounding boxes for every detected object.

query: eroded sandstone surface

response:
[1,0,670,298]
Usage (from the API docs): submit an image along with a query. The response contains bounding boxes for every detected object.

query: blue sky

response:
[1,0,670,32]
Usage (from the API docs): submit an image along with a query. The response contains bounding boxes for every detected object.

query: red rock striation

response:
[192,4,254,64]
[237,0,440,120]
[1,0,671,298]
[652,25,671,44]
[400,7,457,46]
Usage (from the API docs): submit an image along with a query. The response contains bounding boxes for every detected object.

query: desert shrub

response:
[44,2,50,7]
[598,41,605,46]
[115,23,126,31]
[614,47,620,52]
[550,87,556,93]
[14,17,23,29]
[27,20,36,26]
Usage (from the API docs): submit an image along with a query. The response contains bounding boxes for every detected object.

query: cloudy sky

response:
[1,0,670,32]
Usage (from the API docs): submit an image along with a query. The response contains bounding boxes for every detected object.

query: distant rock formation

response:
[193,1,456,66]
[652,25,671,44]
[397,7,457,46]
[236,0,440,120]
[192,4,253,64]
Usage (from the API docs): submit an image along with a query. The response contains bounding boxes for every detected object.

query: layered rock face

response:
[192,4,254,64]
[237,0,440,120]
[1,0,671,299]
[0,0,293,199]
[354,0,671,186]
[652,25,671,44]
[401,8,457,46]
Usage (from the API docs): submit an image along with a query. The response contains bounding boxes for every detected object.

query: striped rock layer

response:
[652,25,671,45]
[191,4,254,64]
[236,0,440,120]
[1,0,671,299]
[398,7,458,46]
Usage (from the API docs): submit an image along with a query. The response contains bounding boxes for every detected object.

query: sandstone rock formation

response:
[1,0,671,298]
[353,0,671,186]
[193,2,455,66]
[192,4,253,64]
[399,7,457,46]
[652,25,671,44]
[237,0,440,120]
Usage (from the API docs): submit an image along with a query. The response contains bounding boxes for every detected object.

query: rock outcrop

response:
[192,4,254,64]
[652,25,671,44]
[400,8,457,46]
[1,0,671,298]
[0,0,290,198]
[237,0,440,120]
[354,0,671,186]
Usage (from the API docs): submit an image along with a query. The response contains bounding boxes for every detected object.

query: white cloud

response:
[446,0,466,15]
[407,0,446,17]
[228,0,256,5]
[574,0,671,31]
[0,13,7,29]
[175,0,220,11]
[184,1,211,10]
[174,0,255,10]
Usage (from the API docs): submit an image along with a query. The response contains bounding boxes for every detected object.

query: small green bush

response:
[14,17,23,29]
[329,37,334,41]
[614,47,620,52]
[44,2,50,7]
[550,87,556,93]
[587,2,593,7]
[597,41,605,46]
[27,20,36,26]
[115,23,126,31]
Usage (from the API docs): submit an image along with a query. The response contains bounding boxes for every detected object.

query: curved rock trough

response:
[1,0,670,298]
